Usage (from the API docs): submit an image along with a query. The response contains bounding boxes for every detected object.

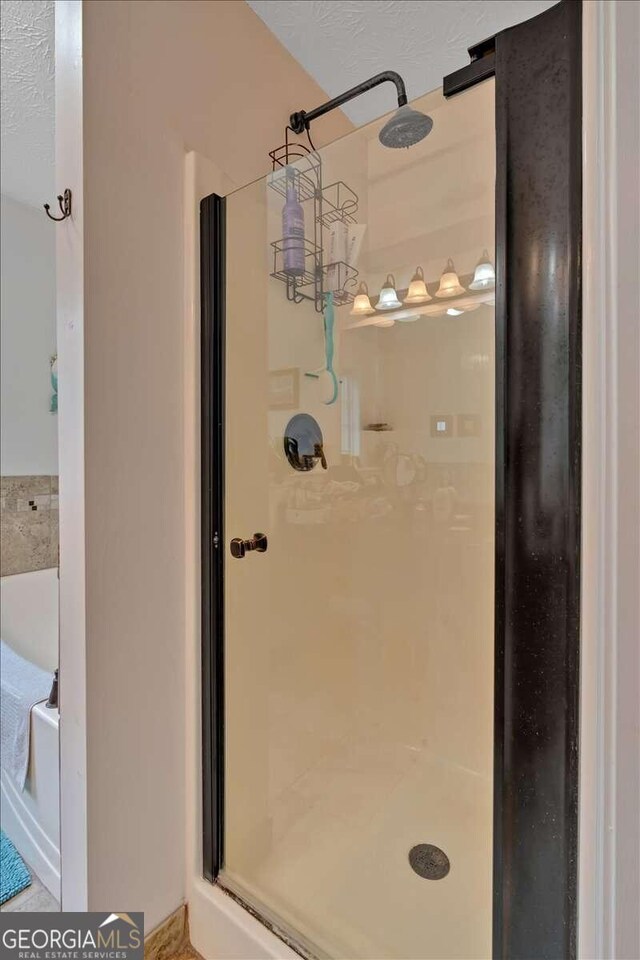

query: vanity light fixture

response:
[349,281,375,316]
[403,266,432,305]
[435,259,465,298]
[376,274,402,310]
[469,251,496,290]
[446,307,465,316]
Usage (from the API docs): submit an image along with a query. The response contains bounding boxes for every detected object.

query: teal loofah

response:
[323,292,338,405]
[0,831,31,904]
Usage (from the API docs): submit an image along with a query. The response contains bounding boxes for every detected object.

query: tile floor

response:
[0,857,59,913]
[2,885,200,960]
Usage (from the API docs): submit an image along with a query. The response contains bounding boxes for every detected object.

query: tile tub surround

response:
[0,476,59,576]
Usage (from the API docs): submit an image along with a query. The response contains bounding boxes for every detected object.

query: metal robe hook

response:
[44,189,72,222]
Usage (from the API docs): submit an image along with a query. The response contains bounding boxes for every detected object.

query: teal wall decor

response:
[49,355,58,413]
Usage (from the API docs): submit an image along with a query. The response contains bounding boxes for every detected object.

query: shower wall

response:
[223,81,495,959]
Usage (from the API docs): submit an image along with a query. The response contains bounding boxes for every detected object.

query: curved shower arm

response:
[289,71,408,135]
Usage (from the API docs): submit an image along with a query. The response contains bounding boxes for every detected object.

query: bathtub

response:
[0,568,60,901]
[0,568,58,672]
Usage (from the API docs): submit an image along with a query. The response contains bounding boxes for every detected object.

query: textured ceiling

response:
[0,0,559,206]
[247,0,557,125]
[1,0,55,208]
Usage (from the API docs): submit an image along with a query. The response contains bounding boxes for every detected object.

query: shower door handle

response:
[229,532,268,559]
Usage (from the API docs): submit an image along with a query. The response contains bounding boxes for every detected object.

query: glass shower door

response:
[220,78,495,959]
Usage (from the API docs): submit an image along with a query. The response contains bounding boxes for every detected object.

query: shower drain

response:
[408,844,450,880]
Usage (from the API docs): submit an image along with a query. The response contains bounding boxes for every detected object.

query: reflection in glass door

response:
[219,78,495,959]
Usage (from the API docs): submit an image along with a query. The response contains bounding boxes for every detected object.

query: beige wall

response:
[80,0,350,926]
[0,195,58,476]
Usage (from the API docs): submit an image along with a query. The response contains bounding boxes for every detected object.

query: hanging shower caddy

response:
[268,130,359,313]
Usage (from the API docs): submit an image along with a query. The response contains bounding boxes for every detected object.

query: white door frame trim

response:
[55,0,89,912]
[580,3,639,958]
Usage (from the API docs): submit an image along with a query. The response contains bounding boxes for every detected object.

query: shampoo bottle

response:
[282,168,305,276]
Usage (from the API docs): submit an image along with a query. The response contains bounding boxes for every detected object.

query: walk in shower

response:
[201,5,582,955]
[205,76,495,959]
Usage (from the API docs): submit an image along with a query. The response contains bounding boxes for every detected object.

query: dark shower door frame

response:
[201,3,582,957]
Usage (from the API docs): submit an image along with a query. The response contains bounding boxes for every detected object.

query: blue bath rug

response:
[0,831,31,904]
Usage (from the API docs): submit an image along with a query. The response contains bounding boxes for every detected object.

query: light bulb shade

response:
[435,259,465,298]
[469,251,496,290]
[403,266,432,304]
[375,316,395,327]
[350,281,375,316]
[375,274,402,310]
[447,303,480,316]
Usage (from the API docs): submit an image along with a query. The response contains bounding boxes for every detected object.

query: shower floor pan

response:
[222,739,492,960]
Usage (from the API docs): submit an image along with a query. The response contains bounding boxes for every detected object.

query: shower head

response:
[289,71,431,151]
[378,105,433,149]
